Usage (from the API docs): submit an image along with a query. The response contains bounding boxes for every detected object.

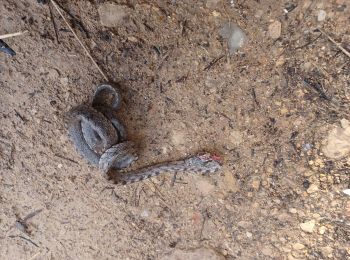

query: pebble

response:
[293,243,305,250]
[127,36,138,43]
[212,10,221,17]
[320,246,333,257]
[307,184,318,194]
[251,177,260,190]
[246,232,253,238]
[322,119,350,159]
[60,77,68,86]
[228,130,243,147]
[98,3,128,27]
[195,179,215,195]
[261,246,274,257]
[222,171,239,192]
[289,208,297,214]
[300,220,316,233]
[342,189,350,196]
[318,226,326,235]
[317,10,327,22]
[170,129,186,146]
[268,21,282,39]
[220,23,247,54]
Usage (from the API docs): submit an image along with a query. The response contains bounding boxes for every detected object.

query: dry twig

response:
[318,28,350,59]
[49,0,108,81]
[0,31,28,40]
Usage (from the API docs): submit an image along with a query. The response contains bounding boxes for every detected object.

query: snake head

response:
[198,153,222,164]
[185,153,223,173]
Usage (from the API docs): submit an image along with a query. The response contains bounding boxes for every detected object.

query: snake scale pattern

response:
[65,84,222,185]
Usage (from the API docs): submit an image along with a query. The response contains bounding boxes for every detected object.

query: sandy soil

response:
[0,0,349,259]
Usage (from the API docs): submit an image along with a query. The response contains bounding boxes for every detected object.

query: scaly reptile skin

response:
[105,153,222,185]
[66,84,222,185]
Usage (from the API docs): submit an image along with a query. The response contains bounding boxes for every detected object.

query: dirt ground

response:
[0,0,349,259]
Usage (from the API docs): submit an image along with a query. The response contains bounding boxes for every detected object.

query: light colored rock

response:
[255,10,263,18]
[289,208,297,214]
[170,130,186,146]
[293,243,305,250]
[222,171,239,192]
[268,21,282,39]
[98,3,128,27]
[212,10,221,17]
[322,119,350,159]
[228,130,243,147]
[300,220,316,233]
[320,246,333,257]
[317,10,327,22]
[160,248,225,260]
[196,179,215,195]
[251,177,260,190]
[318,226,326,235]
[220,23,247,54]
[307,184,319,194]
[246,232,253,238]
[261,246,274,256]
[342,189,350,196]
[60,77,68,86]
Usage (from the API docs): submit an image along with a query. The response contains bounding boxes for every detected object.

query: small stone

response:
[276,55,285,66]
[307,184,318,194]
[212,10,221,17]
[60,77,68,86]
[289,208,297,214]
[170,130,186,146]
[322,119,350,159]
[268,21,282,39]
[318,226,326,235]
[251,177,260,190]
[261,246,274,256]
[255,10,263,18]
[317,10,327,22]
[48,68,60,79]
[140,209,149,218]
[220,23,247,54]
[58,164,63,169]
[228,130,243,147]
[127,36,138,43]
[300,220,316,233]
[342,189,350,196]
[246,232,253,238]
[222,171,239,192]
[98,3,128,27]
[320,246,333,257]
[196,179,215,195]
[293,243,305,250]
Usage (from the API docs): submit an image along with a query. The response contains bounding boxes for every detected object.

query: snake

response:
[65,84,222,185]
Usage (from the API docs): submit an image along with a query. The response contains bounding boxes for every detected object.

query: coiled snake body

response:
[66,84,222,185]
